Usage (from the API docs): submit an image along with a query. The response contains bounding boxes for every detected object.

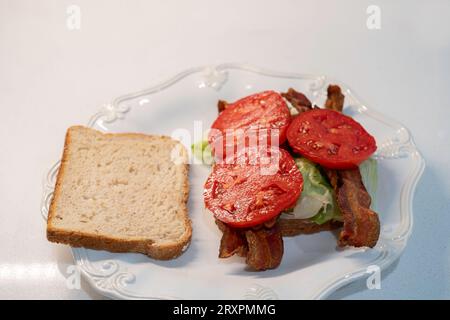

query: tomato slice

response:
[204,148,303,228]
[209,91,291,161]
[286,109,377,169]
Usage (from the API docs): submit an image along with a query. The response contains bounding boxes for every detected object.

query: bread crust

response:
[46,126,192,260]
[279,218,342,237]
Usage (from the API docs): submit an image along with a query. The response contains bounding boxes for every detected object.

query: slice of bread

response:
[47,126,191,260]
[278,218,342,237]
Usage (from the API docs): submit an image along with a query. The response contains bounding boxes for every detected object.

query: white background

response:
[1,0,449,299]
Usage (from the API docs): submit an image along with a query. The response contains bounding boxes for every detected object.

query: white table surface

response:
[1,0,449,300]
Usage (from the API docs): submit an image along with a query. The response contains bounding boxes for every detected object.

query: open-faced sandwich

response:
[196,85,380,271]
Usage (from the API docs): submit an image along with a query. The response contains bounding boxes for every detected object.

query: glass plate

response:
[41,63,424,299]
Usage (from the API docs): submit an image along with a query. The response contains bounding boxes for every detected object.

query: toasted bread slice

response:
[279,218,342,237]
[47,126,191,260]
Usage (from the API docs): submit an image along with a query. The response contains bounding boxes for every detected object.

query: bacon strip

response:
[217,220,284,271]
[324,85,344,112]
[217,100,228,114]
[324,168,380,247]
[282,88,312,113]
[245,224,283,271]
[323,85,380,248]
[217,220,248,258]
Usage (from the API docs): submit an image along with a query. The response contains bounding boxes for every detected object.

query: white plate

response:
[41,63,424,300]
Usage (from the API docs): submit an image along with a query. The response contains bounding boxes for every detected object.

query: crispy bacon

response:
[324,168,380,247]
[217,100,228,113]
[245,224,283,270]
[281,88,312,113]
[323,84,380,248]
[324,168,339,190]
[217,220,248,258]
[217,220,283,271]
[324,85,345,112]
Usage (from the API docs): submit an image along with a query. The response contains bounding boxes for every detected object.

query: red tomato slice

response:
[204,148,303,228]
[287,109,377,169]
[209,91,291,161]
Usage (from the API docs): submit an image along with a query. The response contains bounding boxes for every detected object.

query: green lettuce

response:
[191,140,213,165]
[286,158,341,224]
[359,158,378,210]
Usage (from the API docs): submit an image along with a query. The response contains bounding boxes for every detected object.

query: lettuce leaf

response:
[282,158,341,224]
[191,140,213,165]
[359,158,378,210]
